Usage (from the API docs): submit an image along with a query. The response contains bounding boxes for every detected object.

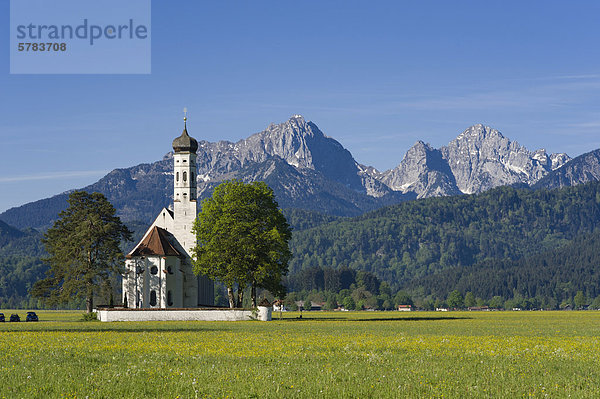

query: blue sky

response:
[1,1,599,213]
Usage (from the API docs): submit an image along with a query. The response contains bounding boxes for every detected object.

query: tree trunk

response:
[251,283,257,308]
[237,288,244,308]
[227,286,235,309]
[86,250,94,313]
[86,284,94,313]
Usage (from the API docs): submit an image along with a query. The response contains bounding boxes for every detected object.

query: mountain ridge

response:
[0,116,595,231]
[533,149,600,189]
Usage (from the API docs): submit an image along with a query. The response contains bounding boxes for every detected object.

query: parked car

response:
[0,313,4,322]
[10,314,20,322]
[25,312,38,322]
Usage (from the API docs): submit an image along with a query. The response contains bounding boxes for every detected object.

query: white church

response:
[122,118,214,308]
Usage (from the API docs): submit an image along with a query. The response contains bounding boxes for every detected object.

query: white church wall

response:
[124,258,147,308]
[124,256,189,309]
[123,259,134,307]
[151,208,175,232]
[146,257,157,307]
[141,258,150,308]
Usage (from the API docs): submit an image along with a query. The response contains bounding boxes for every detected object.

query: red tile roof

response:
[127,226,181,258]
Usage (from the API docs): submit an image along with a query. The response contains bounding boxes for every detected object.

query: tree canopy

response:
[447,290,464,309]
[192,180,292,308]
[31,191,132,312]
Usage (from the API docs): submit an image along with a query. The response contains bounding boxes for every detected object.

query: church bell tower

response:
[171,112,198,255]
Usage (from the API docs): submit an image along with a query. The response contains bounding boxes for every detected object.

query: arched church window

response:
[183,171,187,182]
[167,290,173,306]
[176,172,179,182]
[150,266,158,275]
[150,290,157,306]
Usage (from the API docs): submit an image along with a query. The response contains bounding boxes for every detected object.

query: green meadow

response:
[0,310,599,398]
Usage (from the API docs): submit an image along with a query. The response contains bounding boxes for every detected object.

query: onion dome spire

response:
[172,107,198,153]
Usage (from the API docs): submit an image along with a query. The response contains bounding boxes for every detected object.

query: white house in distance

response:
[122,117,214,308]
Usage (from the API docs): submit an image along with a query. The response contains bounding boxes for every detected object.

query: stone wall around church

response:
[97,308,272,322]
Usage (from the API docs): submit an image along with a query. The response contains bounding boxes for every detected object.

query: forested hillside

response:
[0,219,26,246]
[0,226,47,307]
[288,182,600,289]
[282,209,342,232]
[409,231,600,304]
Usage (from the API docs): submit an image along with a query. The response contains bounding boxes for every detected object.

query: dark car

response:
[25,312,38,322]
[0,313,4,322]
[10,314,20,322]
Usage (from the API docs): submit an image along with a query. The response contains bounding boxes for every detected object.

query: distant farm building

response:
[468,306,490,311]
[296,301,323,311]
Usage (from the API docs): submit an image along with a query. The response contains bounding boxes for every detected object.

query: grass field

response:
[0,310,599,398]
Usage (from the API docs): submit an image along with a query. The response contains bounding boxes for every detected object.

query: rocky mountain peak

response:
[381,140,460,198]
[264,115,318,140]
[456,123,503,141]
[450,124,508,150]
[379,124,573,198]
[289,113,306,123]
[193,114,364,193]
[242,115,318,168]
[410,140,431,152]
[441,125,570,194]
[550,153,570,170]
[534,149,600,189]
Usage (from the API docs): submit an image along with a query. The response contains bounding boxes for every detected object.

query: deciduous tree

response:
[394,291,413,307]
[464,291,476,308]
[574,291,586,309]
[489,296,504,309]
[342,296,355,310]
[192,180,292,308]
[447,290,464,309]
